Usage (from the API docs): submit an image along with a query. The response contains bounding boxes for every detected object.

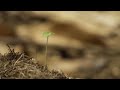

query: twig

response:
[14,53,24,66]
[6,44,13,53]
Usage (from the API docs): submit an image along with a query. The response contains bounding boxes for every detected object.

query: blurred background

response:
[0,11,120,79]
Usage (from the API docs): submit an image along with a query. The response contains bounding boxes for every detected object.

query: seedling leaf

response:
[42,32,55,37]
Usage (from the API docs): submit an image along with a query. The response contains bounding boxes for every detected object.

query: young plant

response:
[42,32,55,69]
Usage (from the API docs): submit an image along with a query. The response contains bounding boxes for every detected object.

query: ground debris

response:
[0,45,68,79]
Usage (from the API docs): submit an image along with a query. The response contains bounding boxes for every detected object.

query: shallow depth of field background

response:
[0,11,120,79]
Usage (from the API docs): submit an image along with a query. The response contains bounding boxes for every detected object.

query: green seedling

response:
[42,32,55,69]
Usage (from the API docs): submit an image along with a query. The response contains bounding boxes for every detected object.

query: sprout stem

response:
[45,36,49,69]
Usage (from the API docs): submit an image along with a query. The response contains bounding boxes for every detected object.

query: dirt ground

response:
[0,46,68,79]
